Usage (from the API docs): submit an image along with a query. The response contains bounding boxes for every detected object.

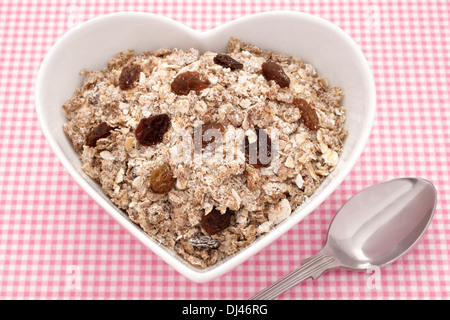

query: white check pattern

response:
[0,0,449,299]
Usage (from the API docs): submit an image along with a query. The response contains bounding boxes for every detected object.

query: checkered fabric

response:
[1,0,449,300]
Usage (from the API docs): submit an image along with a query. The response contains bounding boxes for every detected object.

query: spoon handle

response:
[250,247,340,300]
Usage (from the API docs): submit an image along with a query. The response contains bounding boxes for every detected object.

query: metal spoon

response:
[250,177,437,300]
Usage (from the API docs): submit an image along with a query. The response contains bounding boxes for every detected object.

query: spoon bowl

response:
[251,178,437,300]
[327,177,437,270]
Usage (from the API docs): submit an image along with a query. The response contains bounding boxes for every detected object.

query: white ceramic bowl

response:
[36,11,376,282]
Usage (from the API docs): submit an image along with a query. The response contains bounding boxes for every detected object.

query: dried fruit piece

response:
[193,122,225,152]
[201,207,233,235]
[119,64,142,90]
[293,98,319,131]
[189,234,220,249]
[261,61,290,88]
[85,122,113,147]
[135,114,170,146]
[244,128,272,168]
[150,164,176,194]
[213,54,243,70]
[171,71,209,95]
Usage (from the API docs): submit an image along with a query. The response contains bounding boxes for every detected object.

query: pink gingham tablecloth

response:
[1,0,449,300]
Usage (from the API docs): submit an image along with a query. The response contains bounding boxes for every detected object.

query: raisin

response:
[150,164,176,194]
[119,64,142,90]
[293,98,319,131]
[201,207,233,235]
[244,128,272,168]
[213,54,243,70]
[171,71,209,95]
[193,122,225,152]
[189,234,220,249]
[135,114,170,146]
[261,61,290,88]
[85,122,113,147]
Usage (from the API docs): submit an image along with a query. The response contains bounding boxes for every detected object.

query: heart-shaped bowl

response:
[36,11,376,282]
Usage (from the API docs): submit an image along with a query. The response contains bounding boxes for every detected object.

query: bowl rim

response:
[35,10,376,283]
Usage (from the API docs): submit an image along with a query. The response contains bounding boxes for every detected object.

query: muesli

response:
[62,37,347,268]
